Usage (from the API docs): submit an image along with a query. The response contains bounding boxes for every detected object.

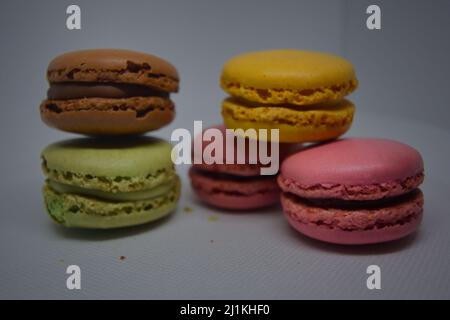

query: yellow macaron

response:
[221,49,357,105]
[221,97,355,143]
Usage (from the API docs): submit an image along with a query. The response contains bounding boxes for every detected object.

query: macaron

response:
[278,138,424,245]
[189,125,285,210]
[41,137,180,229]
[40,49,179,135]
[220,49,357,143]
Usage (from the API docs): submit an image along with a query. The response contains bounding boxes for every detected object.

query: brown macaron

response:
[40,49,179,135]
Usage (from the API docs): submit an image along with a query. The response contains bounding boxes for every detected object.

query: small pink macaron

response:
[278,138,425,245]
[189,125,291,210]
[189,168,280,210]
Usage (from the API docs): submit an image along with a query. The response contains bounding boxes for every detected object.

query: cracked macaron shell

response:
[221,49,357,105]
[40,96,175,135]
[41,137,176,193]
[47,49,179,92]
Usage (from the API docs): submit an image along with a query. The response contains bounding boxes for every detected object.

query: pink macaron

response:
[278,138,424,245]
[189,125,291,210]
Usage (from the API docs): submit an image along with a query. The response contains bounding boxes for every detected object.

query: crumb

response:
[210,240,214,243]
[183,206,193,213]
[208,215,219,222]
[119,256,126,261]
[58,259,64,264]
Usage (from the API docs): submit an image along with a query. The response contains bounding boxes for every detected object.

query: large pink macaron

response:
[278,138,425,245]
[189,124,290,210]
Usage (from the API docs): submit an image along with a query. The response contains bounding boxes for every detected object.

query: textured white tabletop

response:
[1,110,449,299]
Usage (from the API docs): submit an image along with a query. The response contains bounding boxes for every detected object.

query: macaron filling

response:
[222,97,355,124]
[293,188,422,211]
[47,82,169,100]
[47,178,177,202]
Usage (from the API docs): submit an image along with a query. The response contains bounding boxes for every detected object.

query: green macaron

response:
[41,137,180,229]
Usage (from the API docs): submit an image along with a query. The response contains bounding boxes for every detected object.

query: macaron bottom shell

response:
[285,212,422,245]
[192,184,280,211]
[40,97,175,135]
[43,177,180,229]
[189,168,279,210]
[281,190,423,245]
[221,98,355,143]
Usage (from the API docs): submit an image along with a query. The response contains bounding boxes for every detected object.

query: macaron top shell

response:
[221,49,357,91]
[42,137,174,178]
[192,124,290,176]
[47,49,179,92]
[281,138,424,186]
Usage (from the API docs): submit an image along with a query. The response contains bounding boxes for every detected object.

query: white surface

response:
[0,110,449,299]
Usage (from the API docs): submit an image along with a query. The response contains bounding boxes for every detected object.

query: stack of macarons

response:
[40,49,181,229]
[189,49,358,210]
